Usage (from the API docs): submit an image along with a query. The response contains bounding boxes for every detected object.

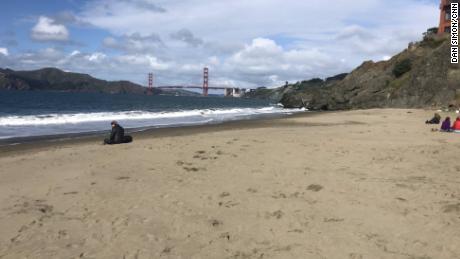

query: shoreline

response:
[0,111,317,156]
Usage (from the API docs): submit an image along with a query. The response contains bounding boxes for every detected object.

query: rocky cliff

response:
[280,35,458,110]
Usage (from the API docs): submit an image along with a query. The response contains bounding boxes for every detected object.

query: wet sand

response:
[0,109,459,259]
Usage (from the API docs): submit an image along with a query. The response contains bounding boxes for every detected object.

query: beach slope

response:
[0,109,459,259]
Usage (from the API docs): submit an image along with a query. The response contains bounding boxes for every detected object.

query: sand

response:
[0,109,459,259]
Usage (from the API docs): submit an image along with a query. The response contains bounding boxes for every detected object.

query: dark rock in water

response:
[280,34,457,110]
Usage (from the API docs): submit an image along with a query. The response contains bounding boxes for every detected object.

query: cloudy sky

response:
[0,0,440,88]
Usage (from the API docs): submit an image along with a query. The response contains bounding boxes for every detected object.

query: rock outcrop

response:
[280,35,457,110]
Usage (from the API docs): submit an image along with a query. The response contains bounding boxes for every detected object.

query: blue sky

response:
[0,0,440,88]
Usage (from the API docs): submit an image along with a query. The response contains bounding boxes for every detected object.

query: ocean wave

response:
[0,107,304,126]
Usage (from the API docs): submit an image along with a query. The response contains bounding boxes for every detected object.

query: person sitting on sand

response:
[426,113,441,124]
[452,117,460,133]
[104,121,133,145]
[440,117,452,132]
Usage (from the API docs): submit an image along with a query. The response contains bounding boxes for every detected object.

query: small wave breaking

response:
[0,107,305,139]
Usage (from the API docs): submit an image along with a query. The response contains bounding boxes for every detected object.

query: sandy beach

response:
[0,109,459,259]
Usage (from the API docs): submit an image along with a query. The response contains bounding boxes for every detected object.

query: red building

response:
[439,0,458,34]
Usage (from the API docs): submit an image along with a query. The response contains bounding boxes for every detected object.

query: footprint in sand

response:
[193,150,218,160]
[210,219,223,227]
[323,218,344,223]
[349,253,363,259]
[265,210,284,219]
[11,199,54,215]
[219,192,230,198]
[176,160,190,166]
[63,191,78,195]
[183,166,202,172]
[307,184,323,192]
[161,247,173,255]
[443,203,460,213]
[219,232,230,240]
[218,201,239,208]
[272,192,287,199]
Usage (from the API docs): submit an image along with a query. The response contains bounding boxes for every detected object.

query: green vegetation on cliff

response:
[278,34,454,110]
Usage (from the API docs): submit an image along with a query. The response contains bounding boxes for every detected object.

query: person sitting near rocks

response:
[452,117,460,133]
[440,117,452,132]
[104,121,133,145]
[425,113,441,124]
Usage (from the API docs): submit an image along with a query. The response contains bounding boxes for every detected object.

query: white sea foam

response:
[0,107,305,139]
[0,107,301,126]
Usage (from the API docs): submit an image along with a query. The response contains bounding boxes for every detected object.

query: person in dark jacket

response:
[104,121,133,145]
[440,117,452,132]
[425,113,441,124]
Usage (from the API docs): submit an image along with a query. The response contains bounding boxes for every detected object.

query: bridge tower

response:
[203,67,209,96]
[147,72,154,95]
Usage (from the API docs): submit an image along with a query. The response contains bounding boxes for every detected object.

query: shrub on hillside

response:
[392,59,412,78]
[423,27,438,38]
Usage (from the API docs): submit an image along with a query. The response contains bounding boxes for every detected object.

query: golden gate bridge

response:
[146,67,245,97]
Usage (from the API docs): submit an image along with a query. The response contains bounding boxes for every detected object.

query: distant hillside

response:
[0,67,151,94]
[279,34,457,110]
[0,67,200,96]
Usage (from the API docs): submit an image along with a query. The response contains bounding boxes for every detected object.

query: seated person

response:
[452,117,460,133]
[425,113,441,124]
[104,121,133,144]
[440,117,452,132]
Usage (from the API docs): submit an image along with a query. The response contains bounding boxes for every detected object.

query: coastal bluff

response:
[0,67,151,94]
[0,67,200,96]
[249,35,458,110]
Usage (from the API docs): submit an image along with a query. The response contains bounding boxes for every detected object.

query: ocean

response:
[0,91,304,140]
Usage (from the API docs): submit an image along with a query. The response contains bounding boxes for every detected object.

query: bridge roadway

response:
[156,85,230,90]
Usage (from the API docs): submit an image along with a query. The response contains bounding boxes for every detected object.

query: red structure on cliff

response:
[439,0,456,34]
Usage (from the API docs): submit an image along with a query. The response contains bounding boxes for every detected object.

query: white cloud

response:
[1,0,439,88]
[86,52,106,62]
[31,16,69,41]
[170,29,203,47]
[71,0,438,87]
[102,33,163,53]
[115,54,170,70]
[0,47,8,56]
[208,56,219,65]
[222,38,347,87]
[382,55,392,61]
[70,50,81,56]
